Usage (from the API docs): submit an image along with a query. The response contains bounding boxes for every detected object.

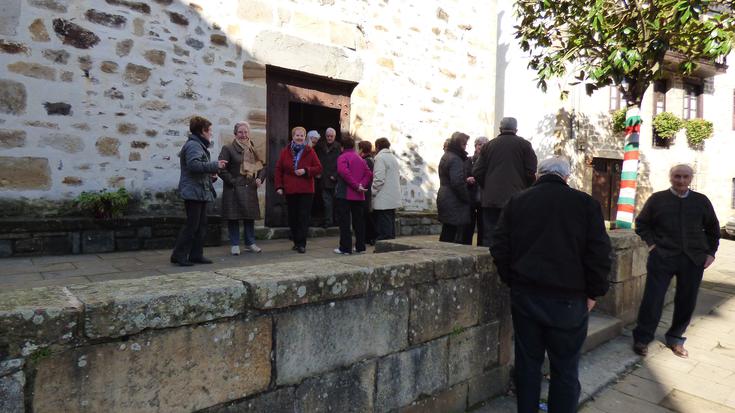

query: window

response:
[652,80,670,148]
[609,86,622,111]
[683,82,703,120]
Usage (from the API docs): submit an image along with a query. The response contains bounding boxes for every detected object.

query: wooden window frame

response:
[609,86,622,111]
[652,80,670,148]
[683,82,703,120]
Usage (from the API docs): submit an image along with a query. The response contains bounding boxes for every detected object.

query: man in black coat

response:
[491,157,611,413]
[314,127,342,227]
[632,164,720,359]
[472,117,537,245]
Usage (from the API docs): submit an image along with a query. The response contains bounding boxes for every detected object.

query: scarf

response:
[291,141,306,172]
[234,138,263,177]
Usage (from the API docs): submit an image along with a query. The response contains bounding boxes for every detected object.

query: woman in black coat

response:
[437,132,471,244]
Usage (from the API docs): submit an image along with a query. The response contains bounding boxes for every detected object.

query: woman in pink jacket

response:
[333,135,373,254]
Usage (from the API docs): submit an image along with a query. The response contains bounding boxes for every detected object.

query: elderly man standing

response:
[473,117,537,245]
[632,164,720,358]
[315,127,342,228]
[491,157,611,413]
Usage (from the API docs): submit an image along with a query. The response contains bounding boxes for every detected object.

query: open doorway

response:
[265,66,357,227]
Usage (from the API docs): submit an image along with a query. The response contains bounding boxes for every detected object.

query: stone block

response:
[0,40,29,55]
[200,387,295,413]
[95,136,120,157]
[497,314,513,366]
[608,229,644,250]
[14,237,43,254]
[0,129,25,148]
[632,246,648,277]
[42,235,73,255]
[0,371,24,413]
[275,292,408,385]
[467,364,511,407]
[85,9,126,28]
[67,272,246,339]
[332,250,434,292]
[330,21,365,50]
[399,383,467,413]
[81,230,114,253]
[137,226,152,238]
[0,0,21,36]
[295,361,375,412]
[448,322,500,386]
[611,248,633,282]
[52,18,100,49]
[115,238,140,251]
[123,63,151,84]
[116,39,133,56]
[32,317,271,413]
[217,259,368,309]
[220,82,266,108]
[28,0,68,13]
[29,18,50,42]
[375,338,448,411]
[0,286,81,358]
[242,60,265,82]
[0,79,27,115]
[0,240,11,257]
[409,276,482,344]
[407,248,479,279]
[105,0,150,14]
[39,133,83,153]
[237,0,273,23]
[144,49,166,65]
[142,237,175,249]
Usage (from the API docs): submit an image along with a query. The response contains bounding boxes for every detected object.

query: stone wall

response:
[0,239,510,412]
[0,0,499,216]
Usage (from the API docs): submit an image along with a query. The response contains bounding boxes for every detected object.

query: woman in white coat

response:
[371,137,402,240]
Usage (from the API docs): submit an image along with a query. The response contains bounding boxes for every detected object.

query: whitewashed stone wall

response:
[0,0,499,216]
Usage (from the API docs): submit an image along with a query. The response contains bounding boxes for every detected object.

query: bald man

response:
[632,164,720,359]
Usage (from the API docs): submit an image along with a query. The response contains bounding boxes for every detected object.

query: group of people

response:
[170,116,402,263]
[465,118,720,413]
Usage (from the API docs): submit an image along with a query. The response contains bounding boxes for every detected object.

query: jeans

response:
[373,209,396,240]
[321,187,336,226]
[227,219,255,246]
[633,251,704,346]
[336,198,365,253]
[511,290,588,413]
[286,194,313,248]
[172,200,209,261]
[482,207,502,246]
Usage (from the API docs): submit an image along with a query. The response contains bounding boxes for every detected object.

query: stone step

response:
[582,312,624,353]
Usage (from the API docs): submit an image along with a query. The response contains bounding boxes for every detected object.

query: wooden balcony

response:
[663,50,728,77]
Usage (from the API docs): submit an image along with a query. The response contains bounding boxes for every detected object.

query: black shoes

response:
[170,256,194,267]
[633,342,648,356]
[296,246,306,253]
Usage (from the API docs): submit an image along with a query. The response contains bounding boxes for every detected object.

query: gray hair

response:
[233,121,250,134]
[307,130,320,139]
[669,163,694,176]
[537,156,571,178]
[325,127,336,135]
[499,117,518,132]
[475,136,489,145]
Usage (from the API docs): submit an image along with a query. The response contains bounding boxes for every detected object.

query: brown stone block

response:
[32,317,271,413]
[62,176,82,186]
[52,18,100,49]
[611,248,633,282]
[168,11,188,26]
[409,276,482,344]
[95,136,120,157]
[105,0,151,14]
[0,40,30,55]
[123,62,151,84]
[40,133,83,153]
[467,365,511,407]
[29,18,50,42]
[85,9,127,28]
[29,0,67,13]
[211,34,227,46]
[7,62,55,80]
[100,61,118,73]
[242,60,265,82]
[143,49,166,66]
[0,129,26,148]
[448,322,500,386]
[115,39,133,57]
[0,79,26,115]
[0,157,51,190]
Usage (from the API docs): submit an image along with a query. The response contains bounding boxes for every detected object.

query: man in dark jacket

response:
[491,157,611,413]
[632,164,720,359]
[315,127,342,227]
[472,117,537,245]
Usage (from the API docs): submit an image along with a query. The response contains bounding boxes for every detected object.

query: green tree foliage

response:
[515,0,735,106]
[652,112,684,139]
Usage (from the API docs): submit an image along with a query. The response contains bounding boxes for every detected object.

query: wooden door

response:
[265,67,357,227]
[591,158,623,221]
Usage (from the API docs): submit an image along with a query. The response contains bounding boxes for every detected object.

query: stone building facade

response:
[0,0,498,222]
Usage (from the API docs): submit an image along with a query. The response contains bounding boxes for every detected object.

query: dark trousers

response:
[462,204,484,246]
[482,207,502,246]
[374,209,396,240]
[511,290,588,413]
[172,200,209,261]
[439,224,464,244]
[362,200,376,244]
[336,198,365,253]
[286,194,313,248]
[633,252,704,346]
[321,187,336,226]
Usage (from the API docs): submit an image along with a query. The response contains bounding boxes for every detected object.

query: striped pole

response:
[614,106,641,229]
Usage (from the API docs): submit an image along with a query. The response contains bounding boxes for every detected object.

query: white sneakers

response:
[231,245,240,255]
[333,248,350,255]
[244,244,262,253]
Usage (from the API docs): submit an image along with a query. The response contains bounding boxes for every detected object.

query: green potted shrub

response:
[684,119,714,149]
[611,108,627,133]
[74,188,130,219]
[652,112,683,141]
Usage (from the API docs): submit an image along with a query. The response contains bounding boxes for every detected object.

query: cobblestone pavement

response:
[0,235,373,291]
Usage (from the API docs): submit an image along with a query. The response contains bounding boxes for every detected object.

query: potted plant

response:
[652,112,683,141]
[684,118,714,149]
[611,108,627,134]
[74,188,130,219]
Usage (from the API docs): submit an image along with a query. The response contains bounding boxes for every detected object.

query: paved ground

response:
[0,235,373,291]
[476,238,735,413]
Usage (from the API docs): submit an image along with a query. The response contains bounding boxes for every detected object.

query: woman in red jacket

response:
[275,126,323,253]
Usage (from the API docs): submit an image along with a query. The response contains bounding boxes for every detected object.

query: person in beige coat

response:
[218,121,265,255]
[371,138,402,240]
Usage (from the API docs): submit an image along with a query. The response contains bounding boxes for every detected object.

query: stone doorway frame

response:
[264,66,358,227]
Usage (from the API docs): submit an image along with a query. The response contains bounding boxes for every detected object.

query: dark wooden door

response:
[591,157,623,221]
[265,67,357,227]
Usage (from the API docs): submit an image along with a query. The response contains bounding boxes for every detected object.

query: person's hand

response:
[211,174,218,183]
[295,169,306,176]
[316,174,322,179]
[648,244,656,252]
[330,175,336,181]
[587,298,596,312]
[704,255,716,269]
[358,184,367,192]
[276,188,283,196]
[217,159,228,169]
[466,176,476,185]
[255,178,262,187]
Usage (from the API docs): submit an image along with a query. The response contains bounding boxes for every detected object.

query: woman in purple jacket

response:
[334,135,373,254]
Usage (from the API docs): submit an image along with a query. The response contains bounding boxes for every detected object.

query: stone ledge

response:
[67,272,247,339]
